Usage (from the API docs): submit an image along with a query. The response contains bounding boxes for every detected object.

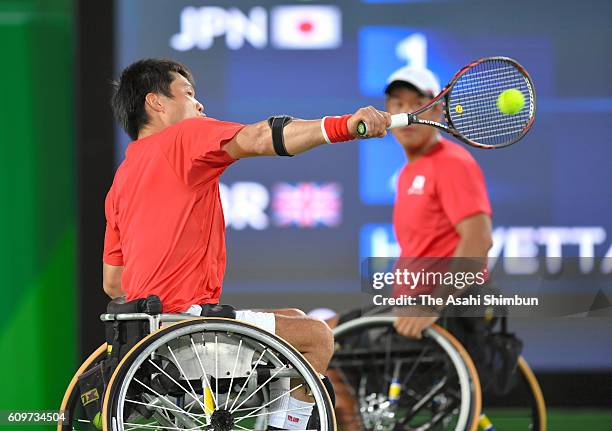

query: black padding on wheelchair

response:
[104,296,164,368]
[199,303,236,319]
[106,294,163,315]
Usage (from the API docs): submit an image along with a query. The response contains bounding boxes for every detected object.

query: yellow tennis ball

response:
[92,412,103,430]
[497,89,525,115]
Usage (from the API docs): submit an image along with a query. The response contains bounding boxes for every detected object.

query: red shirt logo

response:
[407,175,426,195]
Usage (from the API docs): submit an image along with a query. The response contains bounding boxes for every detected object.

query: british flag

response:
[272,182,342,227]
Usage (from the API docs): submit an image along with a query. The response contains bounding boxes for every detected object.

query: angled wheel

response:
[58,343,108,431]
[331,317,481,431]
[102,318,336,431]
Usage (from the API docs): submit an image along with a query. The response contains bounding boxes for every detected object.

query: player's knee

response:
[279,308,307,317]
[309,318,334,362]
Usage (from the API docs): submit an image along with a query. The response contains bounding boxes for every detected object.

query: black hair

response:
[384,81,429,98]
[111,59,195,140]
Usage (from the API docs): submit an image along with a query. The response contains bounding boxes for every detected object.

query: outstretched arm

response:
[223,106,391,159]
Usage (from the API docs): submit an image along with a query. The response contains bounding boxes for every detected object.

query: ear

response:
[144,92,164,113]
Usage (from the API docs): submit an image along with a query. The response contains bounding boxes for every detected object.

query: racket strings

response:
[451,83,530,104]
[453,67,530,138]
[447,58,534,148]
[451,62,531,145]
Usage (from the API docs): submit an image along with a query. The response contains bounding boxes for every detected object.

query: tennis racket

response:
[357,56,536,149]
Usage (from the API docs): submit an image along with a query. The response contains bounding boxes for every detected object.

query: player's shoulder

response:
[162,117,236,144]
[172,116,221,132]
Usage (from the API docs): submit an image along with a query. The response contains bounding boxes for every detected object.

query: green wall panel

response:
[0,0,75,425]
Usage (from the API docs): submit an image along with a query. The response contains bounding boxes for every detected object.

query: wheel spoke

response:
[229,348,268,412]
[190,335,219,410]
[147,358,208,414]
[123,421,200,431]
[225,339,243,410]
[400,345,432,387]
[215,332,219,409]
[165,344,207,413]
[124,421,161,431]
[237,404,311,421]
[132,377,205,428]
[125,397,206,419]
[234,383,303,422]
[230,364,289,413]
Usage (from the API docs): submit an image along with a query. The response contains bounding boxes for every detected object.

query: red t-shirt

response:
[393,138,492,259]
[103,117,244,312]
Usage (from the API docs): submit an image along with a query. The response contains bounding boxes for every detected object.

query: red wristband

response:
[322,114,353,144]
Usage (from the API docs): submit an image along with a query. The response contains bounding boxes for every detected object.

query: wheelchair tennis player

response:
[320,65,494,430]
[102,58,391,430]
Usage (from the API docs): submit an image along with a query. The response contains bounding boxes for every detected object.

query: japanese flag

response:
[271,5,342,49]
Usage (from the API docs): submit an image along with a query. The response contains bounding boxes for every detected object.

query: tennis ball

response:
[497,89,525,115]
[92,412,103,430]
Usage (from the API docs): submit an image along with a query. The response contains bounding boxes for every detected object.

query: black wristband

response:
[267,115,294,157]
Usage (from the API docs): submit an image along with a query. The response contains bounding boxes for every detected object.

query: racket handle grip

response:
[390,113,411,129]
[356,113,412,138]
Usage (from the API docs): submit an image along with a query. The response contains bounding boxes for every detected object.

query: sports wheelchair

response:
[59,296,336,431]
[328,306,546,431]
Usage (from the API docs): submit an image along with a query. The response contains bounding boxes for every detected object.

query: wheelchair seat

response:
[106,295,236,319]
[106,294,163,315]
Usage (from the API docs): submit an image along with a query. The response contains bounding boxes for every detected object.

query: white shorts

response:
[183,305,276,334]
[235,309,276,334]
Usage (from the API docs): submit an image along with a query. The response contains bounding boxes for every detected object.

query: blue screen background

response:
[115,0,612,370]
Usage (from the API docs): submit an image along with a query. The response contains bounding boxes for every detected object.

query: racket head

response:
[443,57,536,149]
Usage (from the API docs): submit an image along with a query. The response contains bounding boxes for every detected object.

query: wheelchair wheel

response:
[479,356,547,431]
[330,317,481,431]
[58,343,108,431]
[102,318,336,431]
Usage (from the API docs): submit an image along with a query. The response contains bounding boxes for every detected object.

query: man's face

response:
[156,72,204,125]
[385,85,442,152]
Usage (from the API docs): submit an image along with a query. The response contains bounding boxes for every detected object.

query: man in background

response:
[384,65,492,336]
[325,65,493,428]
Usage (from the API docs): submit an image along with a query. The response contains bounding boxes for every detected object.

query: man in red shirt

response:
[103,58,390,429]
[384,66,493,338]
[322,67,493,429]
